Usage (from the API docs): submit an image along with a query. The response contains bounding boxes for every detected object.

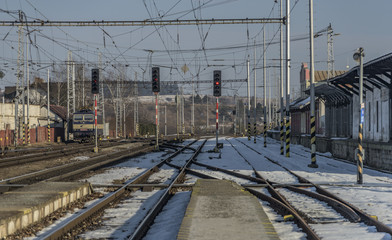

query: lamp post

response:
[354,47,365,184]
[308,0,318,168]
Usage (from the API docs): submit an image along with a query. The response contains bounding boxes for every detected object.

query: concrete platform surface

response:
[0,181,92,238]
[177,179,279,240]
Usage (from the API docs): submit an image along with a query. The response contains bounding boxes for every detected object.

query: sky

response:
[0,0,391,99]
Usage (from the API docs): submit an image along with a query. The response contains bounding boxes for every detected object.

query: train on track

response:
[72,109,103,142]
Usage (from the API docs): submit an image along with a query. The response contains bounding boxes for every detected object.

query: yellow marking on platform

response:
[284,214,294,221]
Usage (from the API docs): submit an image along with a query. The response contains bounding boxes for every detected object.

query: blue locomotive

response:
[72,109,103,142]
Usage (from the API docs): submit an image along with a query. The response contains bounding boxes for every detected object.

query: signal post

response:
[213,70,221,152]
[92,68,99,153]
[152,67,160,150]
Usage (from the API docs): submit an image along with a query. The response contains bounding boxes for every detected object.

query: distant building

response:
[290,63,346,136]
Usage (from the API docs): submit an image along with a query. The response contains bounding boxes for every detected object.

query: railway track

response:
[230,138,392,239]
[0,142,154,186]
[5,137,391,239]
[32,139,205,239]
[0,139,128,168]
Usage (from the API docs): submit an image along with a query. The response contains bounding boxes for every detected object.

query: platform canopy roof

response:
[328,52,392,97]
[306,81,351,107]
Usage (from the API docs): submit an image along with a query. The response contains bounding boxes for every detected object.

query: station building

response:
[289,52,392,171]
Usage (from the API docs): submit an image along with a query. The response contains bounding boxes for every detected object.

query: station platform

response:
[177,179,279,240]
[0,181,92,238]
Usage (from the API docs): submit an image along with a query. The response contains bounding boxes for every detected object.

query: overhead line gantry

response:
[0,18,285,27]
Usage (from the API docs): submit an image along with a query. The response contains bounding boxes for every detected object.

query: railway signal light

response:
[152,67,160,93]
[91,68,99,94]
[213,70,221,97]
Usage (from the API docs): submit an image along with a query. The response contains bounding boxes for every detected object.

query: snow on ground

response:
[83,151,169,188]
[235,136,392,239]
[80,190,165,239]
[310,222,391,240]
[325,186,392,228]
[277,188,346,223]
[143,191,191,240]
[31,137,392,239]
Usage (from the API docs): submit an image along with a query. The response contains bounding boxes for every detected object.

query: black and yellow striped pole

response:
[247,58,251,141]
[263,29,267,148]
[47,69,51,143]
[27,118,30,145]
[285,115,291,157]
[354,47,365,184]
[47,116,50,144]
[263,118,267,147]
[308,115,318,167]
[280,119,284,155]
[22,121,25,145]
[247,120,251,141]
[284,0,291,158]
[307,6,318,168]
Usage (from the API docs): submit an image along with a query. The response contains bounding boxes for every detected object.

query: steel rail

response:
[237,138,392,235]
[0,144,153,185]
[38,139,199,239]
[184,140,320,239]
[237,139,361,222]
[0,139,131,168]
[246,187,321,240]
[129,139,207,240]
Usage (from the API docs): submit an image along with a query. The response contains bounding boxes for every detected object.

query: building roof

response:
[290,97,310,110]
[314,70,347,82]
[42,105,68,120]
[309,81,351,107]
[329,52,392,96]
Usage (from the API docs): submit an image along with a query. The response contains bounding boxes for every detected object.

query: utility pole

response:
[223,116,225,135]
[234,95,237,135]
[26,40,30,145]
[327,23,335,80]
[354,47,365,184]
[192,80,195,135]
[243,100,246,135]
[47,69,50,143]
[176,93,179,140]
[66,51,70,141]
[285,0,291,157]
[164,105,167,136]
[134,72,139,137]
[82,65,85,107]
[263,29,267,148]
[115,75,120,138]
[181,88,185,134]
[206,96,209,133]
[155,92,159,150]
[253,41,257,144]
[72,61,76,113]
[123,102,126,138]
[99,53,106,137]
[308,0,318,168]
[15,20,24,147]
[247,58,251,141]
[22,39,26,145]
[280,0,285,155]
